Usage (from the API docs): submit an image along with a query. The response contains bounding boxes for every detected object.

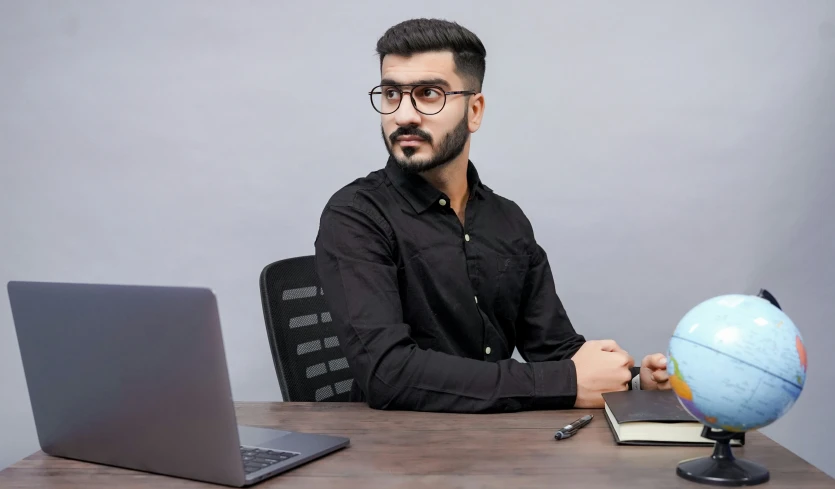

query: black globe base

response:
[676,426,769,486]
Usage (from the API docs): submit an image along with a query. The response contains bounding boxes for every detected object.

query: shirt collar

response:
[385,156,490,214]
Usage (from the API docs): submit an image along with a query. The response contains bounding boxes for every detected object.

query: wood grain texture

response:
[1,402,833,488]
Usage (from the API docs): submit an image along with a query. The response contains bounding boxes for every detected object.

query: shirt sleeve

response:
[314,198,578,413]
[515,242,587,364]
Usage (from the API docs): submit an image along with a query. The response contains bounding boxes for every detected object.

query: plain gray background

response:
[1,0,833,477]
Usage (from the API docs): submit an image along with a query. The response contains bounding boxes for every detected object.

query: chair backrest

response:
[258,255,354,402]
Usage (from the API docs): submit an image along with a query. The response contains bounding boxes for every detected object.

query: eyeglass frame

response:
[368,84,479,115]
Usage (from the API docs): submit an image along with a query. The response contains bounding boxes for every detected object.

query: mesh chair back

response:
[259,256,354,401]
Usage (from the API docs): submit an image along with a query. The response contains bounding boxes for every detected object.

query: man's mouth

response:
[397,136,425,147]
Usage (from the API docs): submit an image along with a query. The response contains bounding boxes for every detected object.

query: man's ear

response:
[468,93,485,133]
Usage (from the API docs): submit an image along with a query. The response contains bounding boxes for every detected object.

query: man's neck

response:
[421,153,470,222]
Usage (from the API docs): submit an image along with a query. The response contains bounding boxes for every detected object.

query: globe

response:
[666,290,807,485]
[667,292,807,432]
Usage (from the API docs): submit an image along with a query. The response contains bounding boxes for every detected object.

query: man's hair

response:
[376,18,486,91]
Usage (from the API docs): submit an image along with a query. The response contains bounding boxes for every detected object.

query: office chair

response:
[259,255,354,402]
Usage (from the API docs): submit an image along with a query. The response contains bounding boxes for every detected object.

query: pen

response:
[554,414,593,440]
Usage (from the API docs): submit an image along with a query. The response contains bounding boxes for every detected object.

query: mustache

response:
[389,126,433,145]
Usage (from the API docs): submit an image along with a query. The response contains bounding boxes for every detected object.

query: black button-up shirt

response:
[314,157,587,413]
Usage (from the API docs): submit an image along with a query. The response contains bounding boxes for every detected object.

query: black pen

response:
[554,414,593,440]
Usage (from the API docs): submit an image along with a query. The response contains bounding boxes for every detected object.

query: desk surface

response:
[2,402,833,488]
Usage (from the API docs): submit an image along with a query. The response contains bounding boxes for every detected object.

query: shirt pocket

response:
[491,253,530,322]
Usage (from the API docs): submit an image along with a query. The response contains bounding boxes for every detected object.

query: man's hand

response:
[639,353,671,391]
[571,340,635,408]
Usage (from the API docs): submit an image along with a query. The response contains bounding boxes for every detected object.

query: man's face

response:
[378,51,479,174]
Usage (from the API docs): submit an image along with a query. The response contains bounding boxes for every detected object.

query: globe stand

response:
[676,427,769,486]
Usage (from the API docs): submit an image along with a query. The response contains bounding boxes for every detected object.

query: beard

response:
[381,114,470,175]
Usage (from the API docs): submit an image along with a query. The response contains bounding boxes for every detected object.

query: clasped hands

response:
[571,339,671,408]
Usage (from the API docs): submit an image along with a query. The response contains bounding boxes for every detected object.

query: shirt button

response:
[485,346,492,355]
[439,198,447,206]
[464,234,470,242]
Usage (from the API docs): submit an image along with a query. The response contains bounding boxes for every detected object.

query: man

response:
[314,18,670,413]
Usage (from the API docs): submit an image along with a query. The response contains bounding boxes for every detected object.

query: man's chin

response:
[394,148,428,164]
[394,158,430,174]
[392,154,453,175]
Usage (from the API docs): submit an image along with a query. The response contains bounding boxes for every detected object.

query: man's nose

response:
[393,94,422,126]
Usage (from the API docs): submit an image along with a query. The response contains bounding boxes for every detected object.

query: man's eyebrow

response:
[380,78,451,88]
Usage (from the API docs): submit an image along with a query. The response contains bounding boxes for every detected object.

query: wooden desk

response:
[2,402,833,488]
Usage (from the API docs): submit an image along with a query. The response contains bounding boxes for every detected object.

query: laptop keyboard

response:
[240,446,299,474]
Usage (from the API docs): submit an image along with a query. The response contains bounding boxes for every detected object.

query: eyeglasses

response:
[369,84,478,115]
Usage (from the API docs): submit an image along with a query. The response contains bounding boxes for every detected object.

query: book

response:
[601,389,745,446]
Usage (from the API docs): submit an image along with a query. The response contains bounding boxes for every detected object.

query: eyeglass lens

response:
[371,85,446,115]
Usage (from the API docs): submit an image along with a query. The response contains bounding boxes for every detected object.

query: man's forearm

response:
[345,328,579,412]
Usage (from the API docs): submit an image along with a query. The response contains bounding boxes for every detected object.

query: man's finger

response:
[616,379,629,391]
[649,353,667,369]
[597,339,624,352]
[620,368,633,385]
[652,369,670,383]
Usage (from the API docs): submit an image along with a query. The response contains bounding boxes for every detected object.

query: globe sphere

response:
[666,294,806,432]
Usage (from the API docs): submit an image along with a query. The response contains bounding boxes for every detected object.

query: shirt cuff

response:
[629,366,641,390]
[530,360,578,409]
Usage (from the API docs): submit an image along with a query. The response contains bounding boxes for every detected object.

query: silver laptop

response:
[7,280,349,487]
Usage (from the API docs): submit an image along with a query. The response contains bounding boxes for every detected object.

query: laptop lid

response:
[8,281,247,487]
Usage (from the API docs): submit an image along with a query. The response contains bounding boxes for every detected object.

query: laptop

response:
[7,280,349,487]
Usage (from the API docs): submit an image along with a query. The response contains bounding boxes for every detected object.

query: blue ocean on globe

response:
[666,294,807,432]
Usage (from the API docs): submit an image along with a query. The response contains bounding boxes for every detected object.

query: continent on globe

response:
[797,335,807,372]
[668,355,705,422]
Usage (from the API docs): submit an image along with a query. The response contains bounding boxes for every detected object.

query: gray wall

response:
[1,0,833,476]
